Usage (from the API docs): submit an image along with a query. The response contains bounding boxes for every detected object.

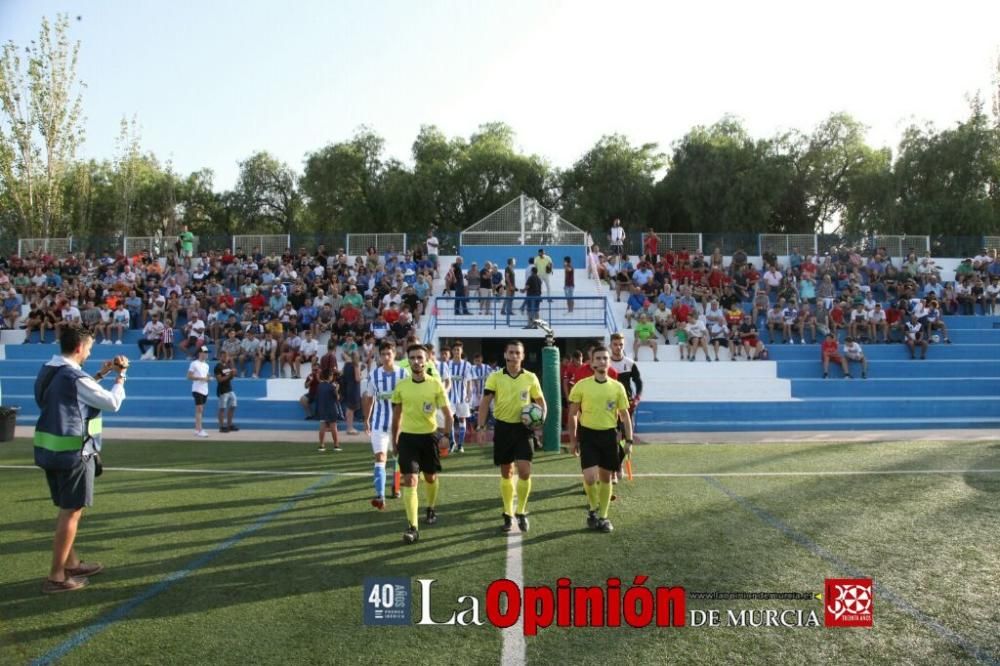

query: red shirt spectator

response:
[662,249,676,267]
[249,292,266,311]
[708,269,730,290]
[821,338,839,359]
[673,302,692,324]
[341,303,361,325]
[830,307,845,326]
[643,232,659,258]
[885,306,903,327]
[383,307,400,324]
[221,249,235,265]
[217,292,235,309]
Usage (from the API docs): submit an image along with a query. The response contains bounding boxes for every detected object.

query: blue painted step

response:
[0,360,280,378]
[767,344,1000,360]
[638,397,1000,422]
[776,360,1000,378]
[790,378,1000,397]
[0,378,269,398]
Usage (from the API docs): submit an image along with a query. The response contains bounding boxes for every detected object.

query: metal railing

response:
[431,296,607,329]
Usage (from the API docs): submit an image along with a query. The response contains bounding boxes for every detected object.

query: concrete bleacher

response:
[632,314,1000,431]
[3,256,999,435]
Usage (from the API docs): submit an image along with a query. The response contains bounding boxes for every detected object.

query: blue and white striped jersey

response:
[435,360,453,389]
[449,359,473,404]
[469,363,489,404]
[364,365,408,433]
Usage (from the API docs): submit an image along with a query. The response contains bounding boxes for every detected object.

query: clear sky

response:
[2,0,999,191]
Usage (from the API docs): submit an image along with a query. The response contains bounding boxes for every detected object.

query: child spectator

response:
[315,369,343,452]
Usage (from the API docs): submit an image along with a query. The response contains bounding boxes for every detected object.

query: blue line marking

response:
[703,476,999,666]
[31,473,334,666]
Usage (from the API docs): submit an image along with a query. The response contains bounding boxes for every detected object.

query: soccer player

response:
[363,342,408,509]
[476,340,546,533]
[567,346,633,533]
[448,341,474,453]
[469,352,490,431]
[391,344,453,544]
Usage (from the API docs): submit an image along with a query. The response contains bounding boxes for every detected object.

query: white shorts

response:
[370,430,391,455]
[453,402,471,419]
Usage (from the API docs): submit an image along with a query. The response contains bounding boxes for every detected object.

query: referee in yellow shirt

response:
[391,344,453,544]
[567,345,633,533]
[476,340,546,533]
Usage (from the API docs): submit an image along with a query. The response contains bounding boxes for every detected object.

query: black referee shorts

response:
[493,419,534,466]
[397,432,442,475]
[579,425,623,472]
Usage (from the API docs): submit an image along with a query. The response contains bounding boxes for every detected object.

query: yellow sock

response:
[424,478,439,508]
[584,481,599,511]
[515,477,532,514]
[403,486,419,527]
[598,480,612,519]
[500,477,515,516]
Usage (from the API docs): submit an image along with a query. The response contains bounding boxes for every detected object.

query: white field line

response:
[501,522,526,666]
[2,465,1000,478]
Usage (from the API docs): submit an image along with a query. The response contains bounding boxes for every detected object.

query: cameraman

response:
[34,326,128,594]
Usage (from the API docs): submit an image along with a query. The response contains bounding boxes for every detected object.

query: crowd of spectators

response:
[0,241,445,382]
[594,235,999,363]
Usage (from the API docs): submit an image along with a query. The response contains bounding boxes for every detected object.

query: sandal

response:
[42,576,89,594]
[66,562,103,577]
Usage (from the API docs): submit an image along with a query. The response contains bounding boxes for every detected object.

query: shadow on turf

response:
[963,444,1000,494]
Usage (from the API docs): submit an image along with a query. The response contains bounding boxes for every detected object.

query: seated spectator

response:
[904,313,929,360]
[843,337,869,379]
[847,303,869,341]
[868,303,889,343]
[685,313,711,362]
[766,302,784,344]
[781,300,800,344]
[652,301,674,343]
[707,319,729,362]
[821,333,850,379]
[797,304,817,344]
[624,286,648,329]
[986,277,1000,315]
[738,314,764,360]
[632,313,659,362]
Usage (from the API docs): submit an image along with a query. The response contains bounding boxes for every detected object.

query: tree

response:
[560,133,663,234]
[0,14,85,237]
[113,115,141,240]
[654,118,790,234]
[301,128,387,232]
[233,151,301,233]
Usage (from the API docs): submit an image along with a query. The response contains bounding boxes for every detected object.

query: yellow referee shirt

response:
[484,368,543,424]
[391,376,448,434]
[568,376,628,431]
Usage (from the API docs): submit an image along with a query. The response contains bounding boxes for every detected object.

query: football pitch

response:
[1,437,999,665]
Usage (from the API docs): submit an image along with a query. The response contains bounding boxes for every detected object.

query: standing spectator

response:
[608,218,626,256]
[502,258,517,316]
[821,333,850,379]
[316,370,343,452]
[214,350,239,433]
[340,351,363,434]
[33,327,127,594]
[534,249,553,295]
[843,337,869,379]
[449,256,471,315]
[177,225,195,265]
[187,345,212,437]
[563,256,575,313]
[642,229,659,264]
[522,266,542,327]
[159,318,175,360]
[425,229,440,277]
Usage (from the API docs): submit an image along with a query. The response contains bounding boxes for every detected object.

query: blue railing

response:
[432,296,607,329]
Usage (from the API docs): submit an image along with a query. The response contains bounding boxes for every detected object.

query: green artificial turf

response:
[1,438,998,665]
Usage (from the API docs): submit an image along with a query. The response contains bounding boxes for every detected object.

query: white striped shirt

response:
[469,363,489,405]
[364,365,408,432]
[449,359,472,404]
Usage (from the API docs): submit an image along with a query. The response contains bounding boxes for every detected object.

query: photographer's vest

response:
[34,364,102,455]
